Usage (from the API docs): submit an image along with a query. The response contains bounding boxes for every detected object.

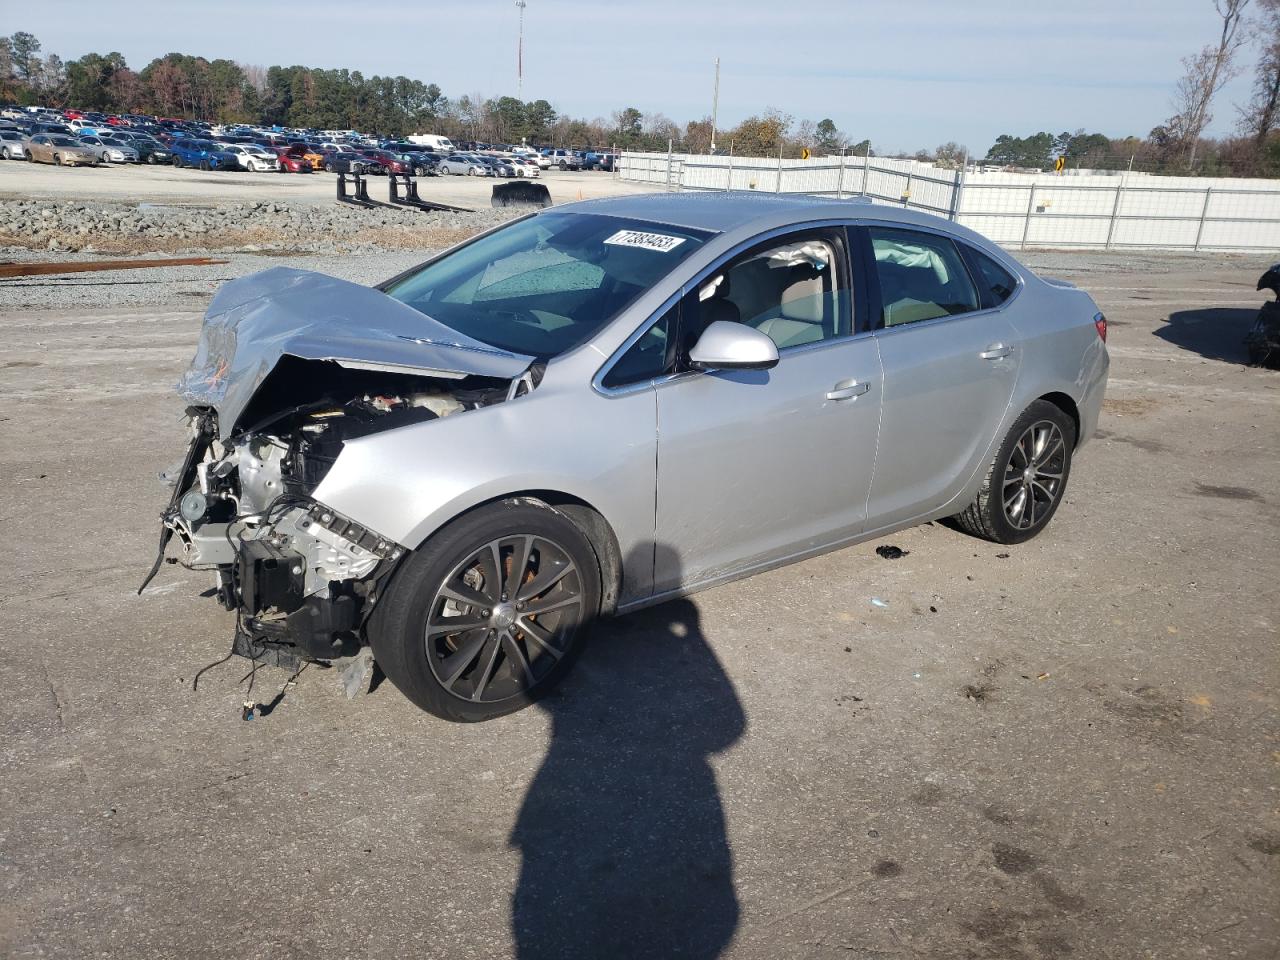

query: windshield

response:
[383,212,712,359]
[50,137,78,147]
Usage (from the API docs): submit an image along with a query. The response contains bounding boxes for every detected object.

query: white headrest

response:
[780,277,824,323]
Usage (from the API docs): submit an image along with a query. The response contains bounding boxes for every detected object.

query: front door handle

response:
[980,343,1013,360]
[826,379,871,401]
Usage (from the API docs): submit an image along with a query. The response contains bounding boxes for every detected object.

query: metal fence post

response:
[1194,187,1213,251]
[776,143,784,193]
[1021,185,1037,249]
[860,156,869,197]
[665,140,673,191]
[903,172,913,208]
[1104,178,1124,250]
[949,167,965,222]
[726,145,733,191]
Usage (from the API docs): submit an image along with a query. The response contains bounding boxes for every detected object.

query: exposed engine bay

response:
[141,267,541,668]
[147,359,530,665]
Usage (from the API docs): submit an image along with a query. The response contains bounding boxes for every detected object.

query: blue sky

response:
[16,0,1261,152]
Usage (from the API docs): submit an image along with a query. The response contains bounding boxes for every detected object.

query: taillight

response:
[1093,312,1107,342]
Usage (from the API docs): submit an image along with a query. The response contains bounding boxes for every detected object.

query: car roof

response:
[559,191,988,244]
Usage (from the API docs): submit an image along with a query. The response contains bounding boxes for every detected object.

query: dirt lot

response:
[1,248,1277,959]
[0,158,643,208]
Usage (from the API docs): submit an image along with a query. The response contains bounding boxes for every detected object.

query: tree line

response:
[0,31,871,155]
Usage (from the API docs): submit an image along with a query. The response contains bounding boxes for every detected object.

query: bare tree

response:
[1238,0,1280,157]
[239,62,268,95]
[1167,0,1251,168]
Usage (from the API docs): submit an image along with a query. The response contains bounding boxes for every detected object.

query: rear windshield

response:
[384,212,712,358]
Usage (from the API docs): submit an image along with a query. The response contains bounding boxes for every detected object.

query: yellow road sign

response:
[1054,156,1065,173]
[800,147,811,160]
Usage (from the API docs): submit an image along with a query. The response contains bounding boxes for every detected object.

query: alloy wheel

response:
[424,534,584,704]
[1002,420,1067,530]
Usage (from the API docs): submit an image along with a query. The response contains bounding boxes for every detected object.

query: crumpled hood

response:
[178,267,534,439]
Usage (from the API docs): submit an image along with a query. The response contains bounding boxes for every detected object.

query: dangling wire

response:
[192,650,234,692]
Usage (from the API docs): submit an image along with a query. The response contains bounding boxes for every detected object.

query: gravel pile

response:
[0,249,436,311]
[0,197,522,255]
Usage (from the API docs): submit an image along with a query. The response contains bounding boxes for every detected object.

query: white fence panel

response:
[618,151,1280,252]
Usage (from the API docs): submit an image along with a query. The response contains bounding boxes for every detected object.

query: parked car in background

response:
[323,152,374,175]
[543,148,583,170]
[31,122,74,137]
[357,149,410,175]
[407,133,455,152]
[397,151,439,177]
[273,147,313,173]
[0,129,28,160]
[219,143,280,172]
[438,153,488,176]
[479,155,517,177]
[584,151,616,171]
[78,134,140,164]
[514,148,550,169]
[112,133,174,165]
[171,139,237,170]
[26,134,98,166]
[507,155,540,177]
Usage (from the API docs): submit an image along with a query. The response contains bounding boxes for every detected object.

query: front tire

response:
[370,500,602,722]
[951,400,1076,545]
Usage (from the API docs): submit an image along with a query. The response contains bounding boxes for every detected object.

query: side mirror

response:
[688,321,779,371]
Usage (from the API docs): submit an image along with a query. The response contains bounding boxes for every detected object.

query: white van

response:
[408,133,455,152]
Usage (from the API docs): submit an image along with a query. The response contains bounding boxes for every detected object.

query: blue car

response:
[171,138,238,170]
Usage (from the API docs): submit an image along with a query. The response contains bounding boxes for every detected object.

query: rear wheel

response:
[370,500,602,722]
[951,400,1076,544]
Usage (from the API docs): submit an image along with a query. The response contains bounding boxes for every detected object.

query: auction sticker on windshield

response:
[603,229,687,253]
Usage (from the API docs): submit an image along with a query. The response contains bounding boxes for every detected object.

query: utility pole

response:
[515,0,527,97]
[710,57,720,155]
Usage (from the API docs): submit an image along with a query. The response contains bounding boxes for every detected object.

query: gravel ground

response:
[1,249,1277,959]
[0,195,521,256]
[0,248,436,310]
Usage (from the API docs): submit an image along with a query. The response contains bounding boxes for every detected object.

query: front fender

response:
[311,378,659,600]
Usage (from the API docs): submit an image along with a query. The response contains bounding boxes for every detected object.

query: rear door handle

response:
[980,343,1013,360]
[826,379,871,401]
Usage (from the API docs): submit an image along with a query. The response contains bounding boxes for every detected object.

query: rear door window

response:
[868,228,979,327]
[967,248,1019,306]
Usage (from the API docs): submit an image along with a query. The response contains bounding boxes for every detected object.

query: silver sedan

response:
[438,154,489,176]
[0,129,28,159]
[78,134,139,163]
[152,193,1109,721]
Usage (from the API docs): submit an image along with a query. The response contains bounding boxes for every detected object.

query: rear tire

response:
[369,500,602,722]
[951,400,1076,545]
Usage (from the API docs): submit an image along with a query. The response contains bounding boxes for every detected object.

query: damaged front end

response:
[142,267,537,669]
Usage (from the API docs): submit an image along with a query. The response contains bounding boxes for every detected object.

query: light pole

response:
[710,57,720,154]
[515,0,527,97]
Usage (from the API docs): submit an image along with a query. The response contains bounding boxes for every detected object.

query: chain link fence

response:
[616,151,1280,252]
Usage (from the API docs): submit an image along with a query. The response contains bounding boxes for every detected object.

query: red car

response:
[358,149,409,175]
[273,146,313,173]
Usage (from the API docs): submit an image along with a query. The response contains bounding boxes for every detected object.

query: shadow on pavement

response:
[510,546,746,959]
[1154,307,1257,363]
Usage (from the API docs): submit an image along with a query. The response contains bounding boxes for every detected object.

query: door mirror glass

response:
[688,320,779,371]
